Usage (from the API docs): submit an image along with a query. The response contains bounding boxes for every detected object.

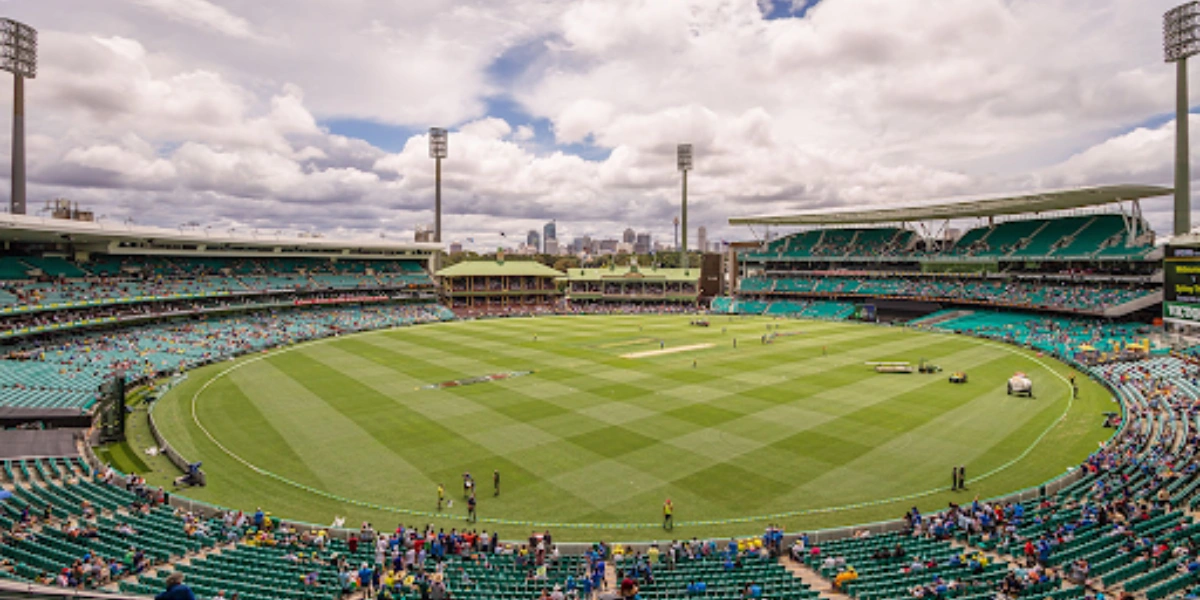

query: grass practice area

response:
[144,315,1113,541]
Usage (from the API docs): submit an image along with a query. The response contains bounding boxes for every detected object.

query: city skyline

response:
[445,221,723,257]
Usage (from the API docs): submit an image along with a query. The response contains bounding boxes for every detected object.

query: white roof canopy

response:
[728,184,1172,226]
[0,213,441,254]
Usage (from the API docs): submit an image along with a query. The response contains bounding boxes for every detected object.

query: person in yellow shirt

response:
[663,499,674,531]
[833,567,858,590]
[437,484,445,511]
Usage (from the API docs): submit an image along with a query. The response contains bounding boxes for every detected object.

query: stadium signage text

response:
[1165,301,1200,324]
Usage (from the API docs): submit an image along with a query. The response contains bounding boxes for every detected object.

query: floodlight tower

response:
[429,127,448,243]
[677,144,693,272]
[0,19,37,216]
[1165,2,1200,235]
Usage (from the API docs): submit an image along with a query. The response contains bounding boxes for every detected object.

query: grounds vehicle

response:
[1007,372,1033,397]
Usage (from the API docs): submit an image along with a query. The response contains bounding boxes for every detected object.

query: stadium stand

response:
[947,215,1155,261]
[0,456,225,587]
[731,191,1163,326]
[709,298,855,320]
[914,310,1154,363]
[747,227,916,260]
[733,276,1153,315]
[805,532,1015,600]
[0,304,453,410]
[0,221,443,415]
[0,255,434,316]
[745,215,1154,263]
[634,550,817,600]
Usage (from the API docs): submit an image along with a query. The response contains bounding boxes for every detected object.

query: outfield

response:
[144,315,1114,541]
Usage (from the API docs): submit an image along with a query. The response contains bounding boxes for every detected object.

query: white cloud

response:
[512,125,535,142]
[129,0,257,39]
[0,0,1193,249]
[1035,116,1191,190]
[459,117,513,140]
[63,139,178,183]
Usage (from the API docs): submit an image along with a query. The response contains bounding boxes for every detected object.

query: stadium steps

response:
[605,561,619,592]
[1003,220,1053,258]
[909,310,973,327]
[106,541,231,595]
[957,223,997,256]
[1100,289,1163,318]
[780,556,850,600]
[946,536,1006,568]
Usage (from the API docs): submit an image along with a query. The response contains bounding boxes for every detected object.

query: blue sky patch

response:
[485,95,613,161]
[322,119,423,153]
[761,0,822,20]
[1115,106,1200,136]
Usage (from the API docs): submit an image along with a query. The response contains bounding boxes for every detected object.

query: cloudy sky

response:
[0,0,1194,249]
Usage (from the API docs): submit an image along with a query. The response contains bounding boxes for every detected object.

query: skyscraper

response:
[527,230,541,252]
[623,228,635,244]
[635,233,651,255]
[697,226,707,254]
[543,220,557,246]
[572,236,591,255]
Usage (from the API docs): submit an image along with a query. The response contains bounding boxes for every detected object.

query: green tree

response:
[553,256,580,272]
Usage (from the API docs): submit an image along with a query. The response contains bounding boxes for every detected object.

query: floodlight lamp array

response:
[429,127,448,159]
[0,18,36,78]
[677,144,693,172]
[1165,2,1200,62]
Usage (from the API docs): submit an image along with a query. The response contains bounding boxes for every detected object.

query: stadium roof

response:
[436,260,565,278]
[562,266,699,282]
[0,213,441,254]
[728,184,1173,226]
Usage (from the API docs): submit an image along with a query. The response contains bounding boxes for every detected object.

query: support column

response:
[1177,57,1191,236]
[681,170,688,272]
[11,74,25,215]
[435,157,442,242]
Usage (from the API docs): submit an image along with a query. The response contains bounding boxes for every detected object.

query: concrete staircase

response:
[778,556,851,600]
[911,310,973,328]
[1101,290,1162,318]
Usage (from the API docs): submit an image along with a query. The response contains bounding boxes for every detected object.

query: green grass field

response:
[143,315,1114,541]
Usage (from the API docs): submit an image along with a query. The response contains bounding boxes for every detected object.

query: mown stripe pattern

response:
[152,315,1108,538]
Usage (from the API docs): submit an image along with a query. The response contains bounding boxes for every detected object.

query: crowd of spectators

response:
[0,303,452,394]
[0,256,433,313]
[0,292,415,338]
[739,276,1151,313]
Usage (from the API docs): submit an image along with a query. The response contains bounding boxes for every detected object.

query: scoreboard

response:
[1164,245,1200,325]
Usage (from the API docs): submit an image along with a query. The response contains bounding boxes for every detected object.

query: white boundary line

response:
[175,318,1082,528]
